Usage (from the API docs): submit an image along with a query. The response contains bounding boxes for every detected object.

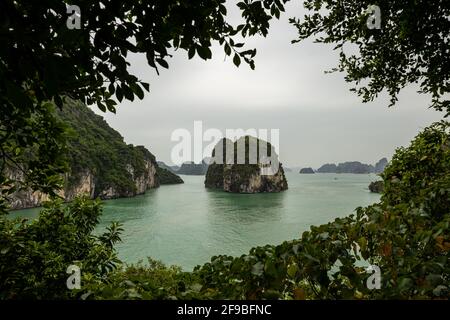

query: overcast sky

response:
[91,1,444,168]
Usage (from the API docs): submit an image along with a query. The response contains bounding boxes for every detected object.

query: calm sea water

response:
[11,173,380,270]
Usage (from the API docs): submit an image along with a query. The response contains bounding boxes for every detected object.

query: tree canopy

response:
[290,0,450,116]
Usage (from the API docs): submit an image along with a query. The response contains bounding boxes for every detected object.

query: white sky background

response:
[91,1,444,168]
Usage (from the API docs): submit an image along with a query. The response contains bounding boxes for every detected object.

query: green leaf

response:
[224,43,232,56]
[197,46,212,60]
[287,263,298,278]
[116,87,123,102]
[97,101,106,112]
[233,54,241,67]
[141,82,150,92]
[188,47,195,59]
[130,83,144,100]
[157,59,169,69]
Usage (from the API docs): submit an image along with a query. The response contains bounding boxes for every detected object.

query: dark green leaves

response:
[224,43,232,56]
[197,46,212,60]
[0,196,122,299]
[156,58,169,69]
[233,54,241,67]
[291,0,450,114]
[188,47,196,59]
[130,83,144,100]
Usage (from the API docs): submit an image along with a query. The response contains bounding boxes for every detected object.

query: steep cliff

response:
[374,158,388,173]
[204,136,288,193]
[8,99,182,209]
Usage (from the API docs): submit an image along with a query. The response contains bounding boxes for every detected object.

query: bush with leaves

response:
[0,196,123,299]
[78,258,206,300]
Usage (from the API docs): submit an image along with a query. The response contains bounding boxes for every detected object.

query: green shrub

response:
[0,196,122,299]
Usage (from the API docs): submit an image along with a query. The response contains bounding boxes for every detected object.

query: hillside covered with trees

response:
[7,99,183,209]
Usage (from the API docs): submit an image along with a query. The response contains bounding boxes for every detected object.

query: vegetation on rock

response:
[157,167,184,185]
[177,161,209,176]
[299,168,315,174]
[317,159,387,174]
[58,99,159,197]
[368,181,384,194]
[205,136,288,193]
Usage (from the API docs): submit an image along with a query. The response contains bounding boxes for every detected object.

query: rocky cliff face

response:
[368,180,384,193]
[221,163,288,193]
[8,157,160,210]
[204,136,288,193]
[6,99,182,210]
[374,158,388,173]
[157,167,184,184]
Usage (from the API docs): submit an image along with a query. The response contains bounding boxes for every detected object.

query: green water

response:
[11,173,380,270]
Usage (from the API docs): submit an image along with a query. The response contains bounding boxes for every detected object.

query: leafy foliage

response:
[157,167,184,185]
[290,0,450,115]
[78,258,202,300]
[0,102,68,214]
[0,196,122,299]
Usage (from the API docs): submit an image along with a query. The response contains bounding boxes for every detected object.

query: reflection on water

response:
[10,173,380,270]
[205,189,285,224]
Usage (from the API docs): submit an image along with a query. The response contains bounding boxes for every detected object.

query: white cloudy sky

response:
[92,1,444,168]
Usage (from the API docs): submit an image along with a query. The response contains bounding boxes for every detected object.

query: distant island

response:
[299,167,315,174]
[177,161,209,175]
[157,161,180,173]
[205,136,288,193]
[158,160,209,175]
[316,158,388,174]
[157,167,184,184]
